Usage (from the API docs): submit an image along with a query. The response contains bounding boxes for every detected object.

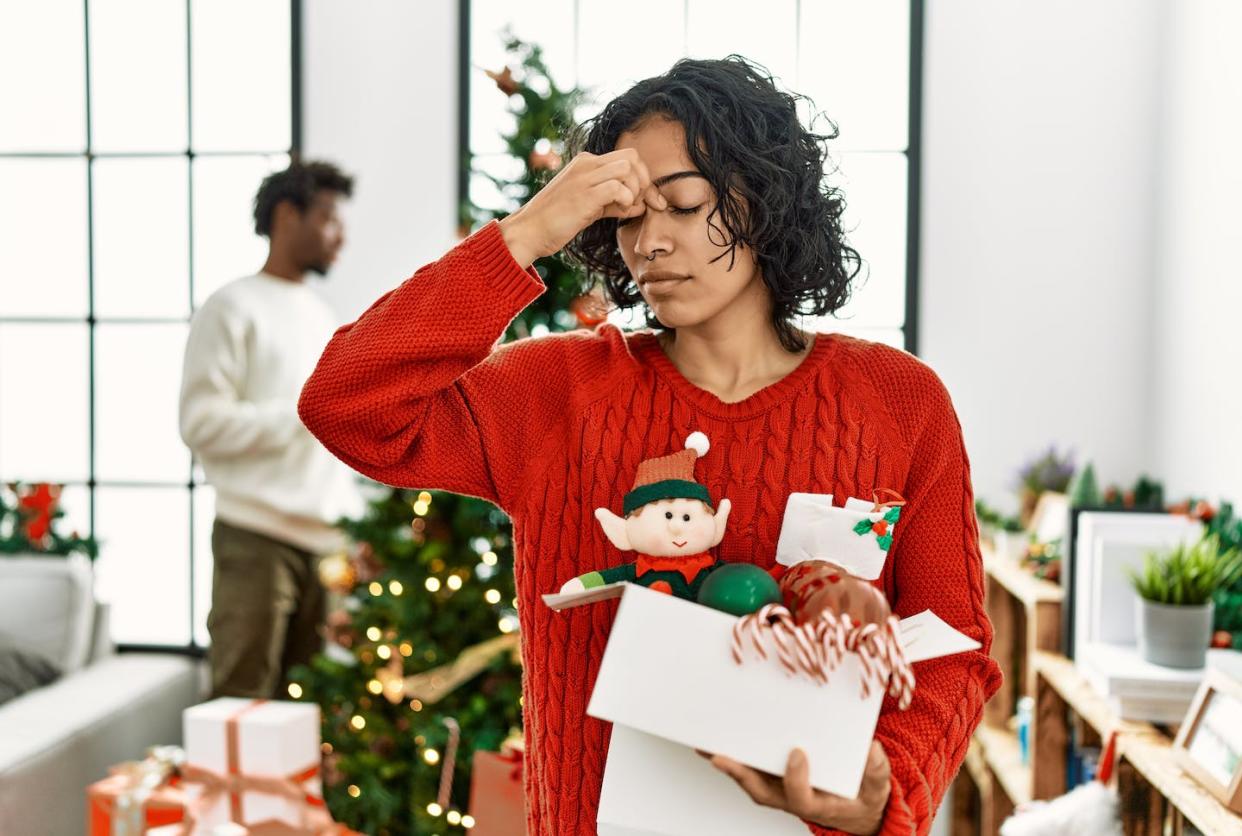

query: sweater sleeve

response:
[179,296,304,459]
[297,221,554,510]
[808,357,1002,836]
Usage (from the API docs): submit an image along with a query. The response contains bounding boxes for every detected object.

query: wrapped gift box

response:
[467,746,527,836]
[182,698,323,832]
[775,493,903,580]
[87,772,186,836]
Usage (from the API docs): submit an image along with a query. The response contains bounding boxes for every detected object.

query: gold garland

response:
[378,633,521,706]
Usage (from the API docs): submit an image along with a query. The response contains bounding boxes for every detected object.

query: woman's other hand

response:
[704,739,892,834]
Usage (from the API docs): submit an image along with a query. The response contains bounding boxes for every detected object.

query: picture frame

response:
[1028,491,1069,546]
[1173,668,1242,814]
[1062,507,1202,659]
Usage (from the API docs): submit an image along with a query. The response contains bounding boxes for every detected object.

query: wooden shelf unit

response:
[1116,733,1242,835]
[951,548,1242,835]
[980,546,1063,727]
[951,547,1063,836]
[1030,650,1159,800]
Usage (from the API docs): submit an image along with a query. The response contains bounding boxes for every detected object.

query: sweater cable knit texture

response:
[299,221,1002,835]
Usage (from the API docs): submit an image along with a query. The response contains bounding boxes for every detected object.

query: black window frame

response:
[458,0,923,354]
[0,0,304,655]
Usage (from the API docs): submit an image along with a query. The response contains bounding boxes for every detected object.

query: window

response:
[0,0,300,649]
[465,0,922,352]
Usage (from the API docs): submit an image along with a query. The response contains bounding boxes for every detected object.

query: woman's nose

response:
[634,210,673,260]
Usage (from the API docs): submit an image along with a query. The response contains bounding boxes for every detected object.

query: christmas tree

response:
[291,490,522,834]
[291,36,592,834]
[464,34,606,338]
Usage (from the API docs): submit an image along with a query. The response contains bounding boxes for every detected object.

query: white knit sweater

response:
[179,273,362,553]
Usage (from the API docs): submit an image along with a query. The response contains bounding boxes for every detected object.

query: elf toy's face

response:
[625,498,719,556]
[594,496,731,557]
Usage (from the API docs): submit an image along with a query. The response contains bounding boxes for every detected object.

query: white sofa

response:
[0,556,205,836]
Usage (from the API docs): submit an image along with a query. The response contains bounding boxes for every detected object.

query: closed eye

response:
[616,204,703,228]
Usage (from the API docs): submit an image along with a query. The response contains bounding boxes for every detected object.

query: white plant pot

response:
[994,529,1029,562]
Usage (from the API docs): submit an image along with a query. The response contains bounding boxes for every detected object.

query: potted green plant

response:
[1128,535,1242,668]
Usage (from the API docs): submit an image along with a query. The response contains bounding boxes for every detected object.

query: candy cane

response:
[733,605,789,666]
[767,612,805,677]
[810,612,841,677]
[733,604,919,705]
[438,717,460,811]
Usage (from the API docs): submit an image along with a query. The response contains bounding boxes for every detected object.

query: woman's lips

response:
[640,271,690,294]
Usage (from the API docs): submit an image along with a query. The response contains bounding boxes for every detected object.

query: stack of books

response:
[1077,642,1242,723]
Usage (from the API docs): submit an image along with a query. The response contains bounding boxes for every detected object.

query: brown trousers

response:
[207,519,324,699]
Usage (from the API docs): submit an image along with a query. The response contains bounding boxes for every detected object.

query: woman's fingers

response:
[782,748,817,819]
[585,158,647,217]
[645,184,669,211]
[630,153,652,195]
[593,179,639,218]
[585,154,649,191]
[710,755,784,809]
[497,145,668,262]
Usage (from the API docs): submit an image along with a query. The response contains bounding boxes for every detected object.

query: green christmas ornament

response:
[696,563,782,616]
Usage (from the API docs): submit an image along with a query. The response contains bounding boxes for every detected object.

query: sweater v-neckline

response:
[630,330,837,419]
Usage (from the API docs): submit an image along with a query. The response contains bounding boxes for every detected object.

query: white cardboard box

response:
[598,726,809,836]
[183,698,322,830]
[544,582,980,832]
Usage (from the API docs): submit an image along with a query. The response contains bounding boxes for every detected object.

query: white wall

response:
[1150,0,1242,506]
[302,0,460,324]
[301,0,1238,511]
[919,0,1167,509]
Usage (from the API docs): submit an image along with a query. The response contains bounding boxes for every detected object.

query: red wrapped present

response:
[86,748,187,835]
[467,744,527,836]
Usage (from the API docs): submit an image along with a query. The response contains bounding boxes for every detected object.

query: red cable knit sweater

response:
[299,222,1002,836]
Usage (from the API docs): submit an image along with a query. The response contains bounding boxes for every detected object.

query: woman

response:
[300,57,1000,835]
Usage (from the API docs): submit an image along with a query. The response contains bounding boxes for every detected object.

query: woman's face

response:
[614,117,763,331]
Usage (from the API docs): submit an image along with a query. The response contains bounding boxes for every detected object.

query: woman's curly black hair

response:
[564,56,861,353]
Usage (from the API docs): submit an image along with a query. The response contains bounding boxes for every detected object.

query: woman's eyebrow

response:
[652,171,705,187]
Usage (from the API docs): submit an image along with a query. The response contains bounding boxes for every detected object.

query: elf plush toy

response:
[559,432,732,599]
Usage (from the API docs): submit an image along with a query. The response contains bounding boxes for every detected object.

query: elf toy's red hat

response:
[622,432,713,516]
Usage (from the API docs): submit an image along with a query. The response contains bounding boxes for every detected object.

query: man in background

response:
[180,160,363,698]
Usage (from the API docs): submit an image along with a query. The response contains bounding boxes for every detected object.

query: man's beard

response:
[305,261,330,277]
